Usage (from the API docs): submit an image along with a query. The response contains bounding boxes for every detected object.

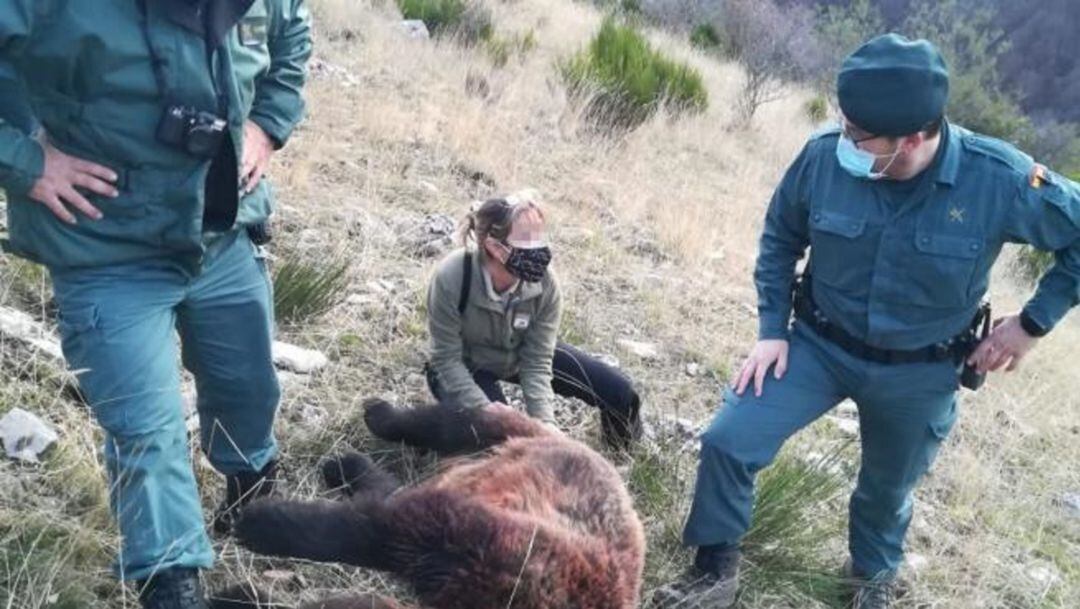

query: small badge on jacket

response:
[238,16,268,47]
[513,313,531,331]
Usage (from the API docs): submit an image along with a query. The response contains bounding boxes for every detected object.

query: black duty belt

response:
[792,275,986,366]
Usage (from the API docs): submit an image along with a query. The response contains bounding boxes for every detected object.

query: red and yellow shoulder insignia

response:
[1029,164,1048,189]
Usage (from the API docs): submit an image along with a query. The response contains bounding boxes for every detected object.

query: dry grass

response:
[1,0,1078,607]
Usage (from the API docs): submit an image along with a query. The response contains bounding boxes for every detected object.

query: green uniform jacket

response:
[756,121,1080,349]
[427,248,562,422]
[0,0,311,272]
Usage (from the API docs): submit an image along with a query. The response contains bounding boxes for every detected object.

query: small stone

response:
[0,408,59,464]
[272,341,329,374]
[181,382,199,434]
[685,362,702,377]
[276,370,305,389]
[294,403,329,427]
[1058,492,1080,518]
[398,20,430,40]
[421,213,457,238]
[346,293,378,306]
[617,339,660,360]
[0,306,63,361]
[1026,563,1060,589]
[904,553,929,574]
[418,237,451,258]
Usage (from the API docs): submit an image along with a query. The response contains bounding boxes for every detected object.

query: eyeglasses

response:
[841,121,880,146]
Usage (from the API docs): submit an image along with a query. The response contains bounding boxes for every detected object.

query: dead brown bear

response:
[226,398,646,609]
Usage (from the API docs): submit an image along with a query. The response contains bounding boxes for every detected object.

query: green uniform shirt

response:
[0,0,311,273]
[757,121,1080,349]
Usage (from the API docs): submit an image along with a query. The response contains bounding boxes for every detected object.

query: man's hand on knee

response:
[733,339,789,398]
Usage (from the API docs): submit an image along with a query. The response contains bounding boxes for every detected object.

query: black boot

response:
[137,567,207,609]
[212,459,279,536]
[600,392,643,452]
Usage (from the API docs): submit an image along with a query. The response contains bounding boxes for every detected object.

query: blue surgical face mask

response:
[836,133,901,180]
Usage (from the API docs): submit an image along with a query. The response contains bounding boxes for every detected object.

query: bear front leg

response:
[321,451,401,501]
[234,497,394,570]
[363,399,550,454]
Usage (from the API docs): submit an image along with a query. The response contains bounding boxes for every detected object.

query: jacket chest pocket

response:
[899,232,983,308]
[809,210,873,294]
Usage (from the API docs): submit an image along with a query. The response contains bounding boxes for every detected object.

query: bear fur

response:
[225,399,646,609]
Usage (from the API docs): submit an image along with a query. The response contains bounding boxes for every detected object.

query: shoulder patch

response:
[1029,164,1048,189]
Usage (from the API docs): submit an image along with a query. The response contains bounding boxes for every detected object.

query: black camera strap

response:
[136,0,173,103]
[459,250,473,316]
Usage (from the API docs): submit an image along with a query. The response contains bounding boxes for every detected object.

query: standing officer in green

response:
[661,34,1080,608]
[0,1,311,607]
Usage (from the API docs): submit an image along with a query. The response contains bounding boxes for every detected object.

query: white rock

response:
[617,339,660,360]
[0,306,63,361]
[272,341,329,374]
[1059,492,1080,518]
[685,362,702,377]
[295,403,329,427]
[398,20,430,40]
[365,279,396,295]
[1026,563,1060,589]
[181,382,199,434]
[827,415,860,437]
[0,408,59,464]
[904,553,929,574]
[346,293,378,307]
[276,370,306,389]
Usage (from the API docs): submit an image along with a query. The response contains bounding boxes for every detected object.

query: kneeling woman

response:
[424,192,642,450]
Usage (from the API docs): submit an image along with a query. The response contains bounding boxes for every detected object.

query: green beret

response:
[837,33,949,137]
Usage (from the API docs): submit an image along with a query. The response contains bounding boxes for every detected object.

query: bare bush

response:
[711,0,827,124]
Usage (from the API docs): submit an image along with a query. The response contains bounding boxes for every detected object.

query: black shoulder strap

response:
[459,250,472,316]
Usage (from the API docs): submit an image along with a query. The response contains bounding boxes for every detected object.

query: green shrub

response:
[804,94,828,123]
[272,255,350,324]
[689,23,721,50]
[397,0,492,44]
[741,446,850,602]
[561,18,708,130]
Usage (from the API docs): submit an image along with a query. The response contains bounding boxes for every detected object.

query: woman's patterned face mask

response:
[504,245,552,283]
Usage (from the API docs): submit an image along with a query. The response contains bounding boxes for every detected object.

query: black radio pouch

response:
[959,303,992,391]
